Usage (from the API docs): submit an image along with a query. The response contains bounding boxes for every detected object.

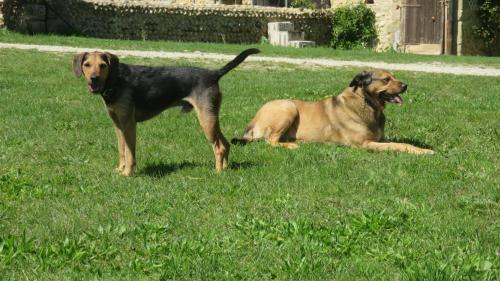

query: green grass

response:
[0,48,499,280]
[2,29,500,68]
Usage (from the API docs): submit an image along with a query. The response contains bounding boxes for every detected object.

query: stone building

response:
[1,0,497,55]
[328,0,498,56]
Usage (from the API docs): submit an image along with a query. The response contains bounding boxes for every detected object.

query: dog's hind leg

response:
[187,91,230,172]
[267,130,299,150]
[265,116,299,150]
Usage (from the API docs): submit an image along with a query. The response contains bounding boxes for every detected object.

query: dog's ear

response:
[104,52,119,84]
[349,71,373,89]
[104,52,119,69]
[72,52,88,78]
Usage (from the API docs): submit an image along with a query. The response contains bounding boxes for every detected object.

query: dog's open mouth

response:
[87,83,101,93]
[380,92,403,105]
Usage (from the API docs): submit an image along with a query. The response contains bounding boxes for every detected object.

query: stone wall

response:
[0,1,4,27]
[174,0,254,5]
[330,0,401,51]
[1,0,70,34]
[2,0,332,45]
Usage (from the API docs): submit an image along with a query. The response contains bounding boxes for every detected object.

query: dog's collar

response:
[353,88,382,110]
[101,87,113,96]
[100,88,116,104]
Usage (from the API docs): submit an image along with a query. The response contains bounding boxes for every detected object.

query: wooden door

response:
[402,0,443,44]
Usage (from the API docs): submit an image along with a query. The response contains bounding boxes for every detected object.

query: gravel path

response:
[1,42,499,77]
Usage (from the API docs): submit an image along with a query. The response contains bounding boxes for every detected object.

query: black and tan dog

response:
[232,70,434,155]
[73,48,259,176]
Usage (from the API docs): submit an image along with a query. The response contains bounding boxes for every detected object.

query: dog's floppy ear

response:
[349,71,373,89]
[104,52,119,69]
[104,52,119,84]
[72,52,88,78]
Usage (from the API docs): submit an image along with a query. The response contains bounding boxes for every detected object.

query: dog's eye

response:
[383,78,390,83]
[83,63,90,68]
[99,63,107,69]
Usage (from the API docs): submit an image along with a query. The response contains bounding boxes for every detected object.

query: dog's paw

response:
[417,148,435,155]
[284,143,299,150]
[120,168,134,177]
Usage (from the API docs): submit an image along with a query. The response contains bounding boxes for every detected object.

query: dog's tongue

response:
[392,95,403,105]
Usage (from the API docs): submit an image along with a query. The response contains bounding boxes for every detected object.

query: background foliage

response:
[331,4,378,49]
[473,0,500,56]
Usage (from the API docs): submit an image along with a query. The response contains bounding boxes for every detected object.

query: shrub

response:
[472,0,500,55]
[289,0,315,9]
[330,3,377,49]
[289,0,331,9]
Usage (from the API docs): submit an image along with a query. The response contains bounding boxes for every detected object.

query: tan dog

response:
[231,70,434,155]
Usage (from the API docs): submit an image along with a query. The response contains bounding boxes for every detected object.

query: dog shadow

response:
[141,161,199,178]
[141,160,258,177]
[385,137,434,149]
[229,161,257,170]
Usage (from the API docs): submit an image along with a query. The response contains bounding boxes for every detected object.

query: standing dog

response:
[73,48,259,176]
[232,70,434,155]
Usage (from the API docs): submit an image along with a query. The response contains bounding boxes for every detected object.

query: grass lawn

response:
[0,47,499,280]
[2,29,500,68]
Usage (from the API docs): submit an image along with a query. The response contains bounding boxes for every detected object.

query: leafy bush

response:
[289,0,315,9]
[331,3,377,49]
[473,0,500,55]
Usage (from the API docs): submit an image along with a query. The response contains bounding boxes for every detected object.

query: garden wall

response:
[1,0,332,45]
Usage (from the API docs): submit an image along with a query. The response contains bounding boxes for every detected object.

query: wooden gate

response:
[401,0,443,46]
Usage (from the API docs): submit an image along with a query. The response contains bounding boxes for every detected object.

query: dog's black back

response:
[113,65,209,115]
[105,48,260,122]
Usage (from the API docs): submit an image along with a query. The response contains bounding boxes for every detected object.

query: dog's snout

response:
[401,83,408,92]
[90,75,99,82]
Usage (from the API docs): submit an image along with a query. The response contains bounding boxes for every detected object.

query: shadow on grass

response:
[229,161,258,170]
[141,161,199,178]
[385,137,434,149]
[141,160,258,177]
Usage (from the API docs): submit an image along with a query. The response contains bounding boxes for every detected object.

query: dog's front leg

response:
[113,125,126,172]
[108,108,136,176]
[109,113,126,173]
[362,141,434,155]
[120,119,137,176]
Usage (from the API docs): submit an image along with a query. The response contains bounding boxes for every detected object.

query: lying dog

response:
[73,48,259,176]
[232,70,434,155]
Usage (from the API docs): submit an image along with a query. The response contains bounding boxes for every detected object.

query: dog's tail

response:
[231,125,254,146]
[216,48,260,79]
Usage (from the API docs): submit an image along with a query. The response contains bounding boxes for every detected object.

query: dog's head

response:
[349,70,408,105]
[73,51,119,94]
